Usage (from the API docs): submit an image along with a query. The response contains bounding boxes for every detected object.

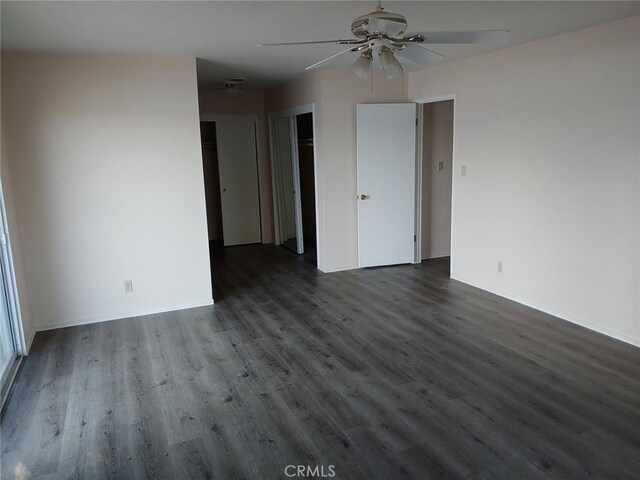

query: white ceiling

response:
[2,1,639,90]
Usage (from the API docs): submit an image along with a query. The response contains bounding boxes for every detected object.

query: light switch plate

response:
[124,280,134,293]
[461,165,467,176]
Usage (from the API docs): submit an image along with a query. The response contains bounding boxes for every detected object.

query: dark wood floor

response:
[2,245,640,479]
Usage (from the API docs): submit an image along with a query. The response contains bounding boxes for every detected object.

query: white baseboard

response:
[452,275,640,349]
[26,328,37,353]
[34,300,214,334]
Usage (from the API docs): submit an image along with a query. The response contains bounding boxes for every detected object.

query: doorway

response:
[201,121,224,250]
[200,115,263,298]
[0,187,24,410]
[200,117,262,249]
[296,113,316,255]
[270,108,318,266]
[417,98,454,269]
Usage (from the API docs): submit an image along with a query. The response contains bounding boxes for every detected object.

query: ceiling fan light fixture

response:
[379,46,402,79]
[259,2,510,82]
[350,49,373,80]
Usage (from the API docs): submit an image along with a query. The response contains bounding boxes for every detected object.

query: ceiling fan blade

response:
[305,47,358,70]
[407,30,510,44]
[258,39,365,46]
[395,44,444,66]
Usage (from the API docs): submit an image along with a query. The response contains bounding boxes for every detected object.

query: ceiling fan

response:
[258,1,509,80]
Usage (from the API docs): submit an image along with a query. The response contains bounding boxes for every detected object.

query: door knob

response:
[360,194,369,200]
[222,188,227,192]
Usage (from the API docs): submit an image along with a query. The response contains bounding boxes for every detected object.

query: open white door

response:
[272,116,304,254]
[290,118,305,254]
[357,103,417,267]
[216,120,262,246]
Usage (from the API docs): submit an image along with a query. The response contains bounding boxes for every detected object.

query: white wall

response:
[1,53,213,336]
[422,100,453,260]
[410,16,640,346]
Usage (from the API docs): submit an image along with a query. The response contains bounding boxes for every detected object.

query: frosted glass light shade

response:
[379,46,402,79]
[350,49,373,80]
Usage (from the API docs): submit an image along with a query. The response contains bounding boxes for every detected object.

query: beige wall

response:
[421,100,453,260]
[410,16,640,345]
[198,90,273,243]
[1,53,213,338]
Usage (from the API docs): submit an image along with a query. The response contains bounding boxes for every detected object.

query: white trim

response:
[34,300,214,333]
[414,94,458,105]
[413,94,457,270]
[268,103,322,270]
[0,183,27,356]
[453,275,640,349]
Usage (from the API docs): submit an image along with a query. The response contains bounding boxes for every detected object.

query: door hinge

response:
[413,235,416,242]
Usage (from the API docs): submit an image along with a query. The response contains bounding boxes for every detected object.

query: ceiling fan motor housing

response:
[351,9,408,39]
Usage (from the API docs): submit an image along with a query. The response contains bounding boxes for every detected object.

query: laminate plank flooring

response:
[2,245,640,479]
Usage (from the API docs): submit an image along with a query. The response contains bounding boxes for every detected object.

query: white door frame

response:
[268,103,321,269]
[200,114,264,243]
[288,116,305,254]
[413,94,457,266]
[0,183,26,355]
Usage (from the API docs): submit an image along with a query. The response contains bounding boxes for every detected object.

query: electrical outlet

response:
[124,280,134,293]
[438,161,444,171]
[461,165,467,176]
[497,261,503,273]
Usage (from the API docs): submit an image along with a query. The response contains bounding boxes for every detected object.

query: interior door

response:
[272,116,304,254]
[216,120,262,246]
[357,103,417,267]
